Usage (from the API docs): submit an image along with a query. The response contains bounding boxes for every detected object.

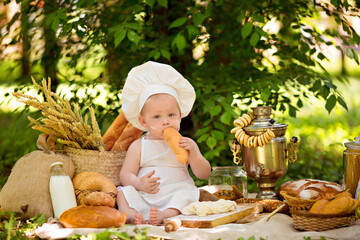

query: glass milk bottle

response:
[49,162,77,218]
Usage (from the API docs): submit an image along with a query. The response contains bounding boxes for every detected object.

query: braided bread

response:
[277,179,344,200]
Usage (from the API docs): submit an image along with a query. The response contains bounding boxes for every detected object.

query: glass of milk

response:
[49,162,77,218]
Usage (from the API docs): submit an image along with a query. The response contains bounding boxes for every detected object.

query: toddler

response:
[117,61,211,225]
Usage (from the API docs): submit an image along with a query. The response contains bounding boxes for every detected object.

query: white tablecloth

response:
[36,213,360,240]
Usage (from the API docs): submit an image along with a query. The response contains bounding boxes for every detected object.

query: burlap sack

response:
[0,134,74,220]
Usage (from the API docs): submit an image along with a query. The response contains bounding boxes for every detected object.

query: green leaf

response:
[197,133,209,143]
[260,88,271,102]
[58,10,67,20]
[169,17,188,29]
[296,99,303,108]
[148,49,159,59]
[250,32,260,47]
[146,0,156,7]
[153,51,161,60]
[158,0,168,8]
[300,43,310,53]
[337,96,348,111]
[127,30,140,44]
[352,49,359,65]
[160,49,171,60]
[114,28,127,47]
[195,126,211,137]
[51,16,60,32]
[210,105,222,118]
[206,136,217,149]
[75,28,85,38]
[325,94,337,113]
[192,13,205,25]
[318,86,330,98]
[324,81,337,90]
[345,47,354,59]
[187,25,199,39]
[311,80,322,91]
[125,22,142,30]
[288,105,297,117]
[211,130,225,141]
[214,121,226,131]
[317,52,326,60]
[241,22,253,39]
[220,112,232,125]
[172,33,187,52]
[251,14,264,23]
[255,26,269,38]
[45,12,56,26]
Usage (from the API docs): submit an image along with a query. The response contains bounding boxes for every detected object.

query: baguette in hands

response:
[163,127,188,164]
[111,122,143,151]
[103,112,128,151]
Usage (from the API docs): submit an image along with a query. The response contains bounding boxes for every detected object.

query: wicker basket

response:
[279,190,349,211]
[291,210,355,231]
[64,148,126,186]
[279,190,318,211]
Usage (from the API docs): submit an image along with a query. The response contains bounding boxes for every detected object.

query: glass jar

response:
[208,166,248,198]
[343,137,360,198]
[49,162,77,218]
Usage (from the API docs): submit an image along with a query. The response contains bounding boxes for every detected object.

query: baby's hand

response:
[179,137,201,158]
[137,170,160,194]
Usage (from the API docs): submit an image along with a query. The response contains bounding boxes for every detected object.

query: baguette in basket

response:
[309,191,359,214]
[102,112,143,151]
[103,111,128,150]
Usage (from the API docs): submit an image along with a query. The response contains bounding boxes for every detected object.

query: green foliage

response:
[0,208,150,239]
[0,110,40,186]
[68,227,151,240]
[0,210,45,240]
[1,0,360,183]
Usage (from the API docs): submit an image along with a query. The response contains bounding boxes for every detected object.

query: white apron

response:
[120,135,199,220]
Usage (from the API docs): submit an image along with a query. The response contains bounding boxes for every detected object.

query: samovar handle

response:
[288,136,299,163]
[230,140,242,165]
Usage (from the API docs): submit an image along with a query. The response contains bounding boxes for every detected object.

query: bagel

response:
[82,192,115,208]
[72,172,118,207]
[237,116,248,127]
[241,114,252,125]
[233,119,245,128]
[230,126,242,134]
[253,136,258,147]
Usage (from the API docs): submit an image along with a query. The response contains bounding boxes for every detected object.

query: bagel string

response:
[230,113,276,148]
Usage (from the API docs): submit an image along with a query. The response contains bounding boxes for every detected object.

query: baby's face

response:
[139,94,181,139]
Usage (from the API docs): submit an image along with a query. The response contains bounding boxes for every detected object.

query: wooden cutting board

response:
[166,204,259,228]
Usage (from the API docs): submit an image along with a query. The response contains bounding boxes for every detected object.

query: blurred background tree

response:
[1,0,359,189]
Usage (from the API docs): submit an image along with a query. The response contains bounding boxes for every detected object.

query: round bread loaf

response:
[277,179,344,200]
[60,205,127,228]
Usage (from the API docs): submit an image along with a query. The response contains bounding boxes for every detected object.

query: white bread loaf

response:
[278,179,344,200]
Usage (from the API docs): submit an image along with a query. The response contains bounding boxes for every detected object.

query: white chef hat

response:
[121,61,196,131]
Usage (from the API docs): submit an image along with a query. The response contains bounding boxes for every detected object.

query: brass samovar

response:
[231,106,299,199]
